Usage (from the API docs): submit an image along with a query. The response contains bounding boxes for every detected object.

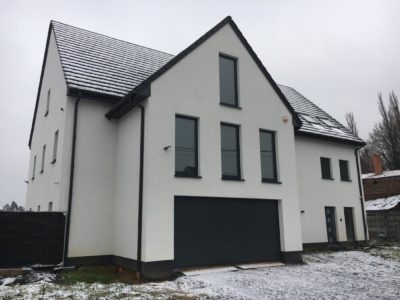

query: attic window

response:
[319,118,336,127]
[45,89,50,116]
[301,114,318,123]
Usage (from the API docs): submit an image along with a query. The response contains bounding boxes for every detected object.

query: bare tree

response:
[345,112,358,136]
[369,92,400,170]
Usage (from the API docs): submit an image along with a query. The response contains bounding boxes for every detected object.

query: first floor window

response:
[320,157,333,180]
[339,160,350,181]
[32,155,36,180]
[175,115,198,177]
[52,130,59,163]
[40,145,46,173]
[221,123,241,179]
[260,130,277,182]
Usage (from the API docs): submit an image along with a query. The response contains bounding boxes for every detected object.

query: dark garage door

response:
[175,196,281,268]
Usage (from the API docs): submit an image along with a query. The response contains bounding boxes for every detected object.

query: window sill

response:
[31,177,35,181]
[222,176,245,182]
[174,174,202,179]
[219,102,242,109]
[341,179,352,182]
[322,178,334,180]
[262,179,282,184]
[50,159,56,165]
[39,170,44,174]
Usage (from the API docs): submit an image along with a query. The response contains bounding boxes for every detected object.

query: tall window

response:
[339,160,350,181]
[52,130,59,163]
[37,205,40,212]
[221,123,241,179]
[45,89,50,116]
[40,145,46,174]
[260,130,277,182]
[320,157,333,180]
[175,115,198,177]
[219,54,238,107]
[32,155,36,180]
[48,202,53,212]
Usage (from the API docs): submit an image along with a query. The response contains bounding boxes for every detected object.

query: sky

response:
[0,0,399,207]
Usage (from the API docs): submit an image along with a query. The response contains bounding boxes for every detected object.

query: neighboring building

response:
[26,17,367,278]
[363,155,400,240]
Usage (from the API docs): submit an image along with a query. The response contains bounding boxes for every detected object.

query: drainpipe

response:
[63,94,81,265]
[355,146,368,244]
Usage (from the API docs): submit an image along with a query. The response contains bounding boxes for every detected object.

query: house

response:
[363,155,400,240]
[26,17,367,278]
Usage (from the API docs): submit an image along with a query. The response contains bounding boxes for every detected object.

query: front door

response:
[325,207,337,244]
[344,207,356,242]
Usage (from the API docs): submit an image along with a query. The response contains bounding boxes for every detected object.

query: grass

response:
[57,265,139,285]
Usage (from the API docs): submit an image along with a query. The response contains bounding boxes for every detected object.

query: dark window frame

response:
[32,155,36,181]
[320,157,333,180]
[40,144,46,174]
[219,53,239,108]
[175,114,200,178]
[259,129,279,183]
[339,159,351,182]
[221,122,242,181]
[51,130,59,164]
[44,89,50,117]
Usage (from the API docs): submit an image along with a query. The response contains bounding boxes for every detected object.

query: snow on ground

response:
[0,250,399,299]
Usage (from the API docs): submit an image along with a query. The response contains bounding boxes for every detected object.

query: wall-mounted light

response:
[301,210,305,214]
[282,116,289,123]
[164,145,172,150]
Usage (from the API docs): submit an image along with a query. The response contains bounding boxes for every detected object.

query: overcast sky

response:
[1,0,399,207]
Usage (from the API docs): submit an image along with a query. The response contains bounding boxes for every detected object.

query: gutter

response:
[63,94,81,265]
[355,145,368,243]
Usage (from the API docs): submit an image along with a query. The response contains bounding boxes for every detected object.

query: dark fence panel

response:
[0,212,65,268]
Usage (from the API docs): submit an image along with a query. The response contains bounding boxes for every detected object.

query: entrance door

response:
[325,207,337,244]
[344,207,356,242]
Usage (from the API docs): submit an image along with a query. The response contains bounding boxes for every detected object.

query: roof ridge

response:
[50,20,175,57]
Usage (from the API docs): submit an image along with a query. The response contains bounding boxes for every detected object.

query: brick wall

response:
[363,176,400,200]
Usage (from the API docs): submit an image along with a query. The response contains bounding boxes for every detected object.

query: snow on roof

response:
[50,21,364,145]
[362,170,400,179]
[365,195,400,211]
[278,85,364,144]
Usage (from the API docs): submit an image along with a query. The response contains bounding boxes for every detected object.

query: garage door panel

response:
[175,197,281,268]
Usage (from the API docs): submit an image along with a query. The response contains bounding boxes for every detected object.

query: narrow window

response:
[221,123,241,180]
[339,160,350,181]
[52,130,59,164]
[260,130,277,182]
[37,205,40,212]
[45,89,50,116]
[32,155,36,180]
[175,115,198,177]
[40,145,46,174]
[219,54,238,107]
[320,157,333,180]
[48,202,53,212]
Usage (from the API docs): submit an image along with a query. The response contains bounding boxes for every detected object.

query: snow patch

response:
[365,195,400,211]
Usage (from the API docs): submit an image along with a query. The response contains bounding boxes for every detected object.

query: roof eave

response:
[295,130,366,147]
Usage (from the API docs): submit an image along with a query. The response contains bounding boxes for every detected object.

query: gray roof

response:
[51,20,363,145]
[52,21,174,97]
[278,85,364,144]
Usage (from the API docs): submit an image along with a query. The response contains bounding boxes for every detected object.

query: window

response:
[301,114,318,123]
[260,130,277,182]
[32,155,36,180]
[221,123,241,180]
[175,115,198,177]
[45,89,50,116]
[320,157,333,180]
[40,145,46,174]
[48,202,53,212]
[37,205,40,212]
[339,160,350,181]
[52,130,59,164]
[219,54,238,107]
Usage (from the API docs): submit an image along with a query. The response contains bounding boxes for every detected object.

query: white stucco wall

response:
[139,23,303,262]
[113,107,142,260]
[295,136,366,244]
[25,30,68,212]
[66,99,117,257]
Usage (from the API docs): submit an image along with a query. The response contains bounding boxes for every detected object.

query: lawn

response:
[1,245,399,299]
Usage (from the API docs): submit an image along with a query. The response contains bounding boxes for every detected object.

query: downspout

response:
[135,103,145,279]
[63,94,81,265]
[355,146,368,243]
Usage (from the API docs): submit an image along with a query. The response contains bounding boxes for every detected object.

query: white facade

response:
[26,20,367,277]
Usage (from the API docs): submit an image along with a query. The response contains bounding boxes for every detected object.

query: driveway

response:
[1,249,399,299]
